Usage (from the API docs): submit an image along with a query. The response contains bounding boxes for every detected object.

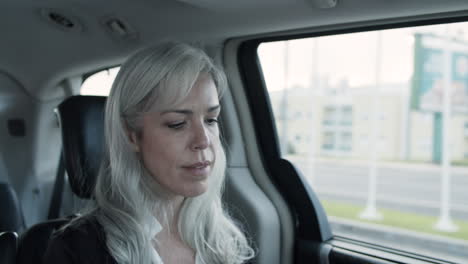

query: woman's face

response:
[131,74,221,199]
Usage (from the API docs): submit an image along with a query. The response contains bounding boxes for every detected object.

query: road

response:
[288,157,468,220]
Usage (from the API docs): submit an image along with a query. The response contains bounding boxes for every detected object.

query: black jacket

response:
[43,217,116,264]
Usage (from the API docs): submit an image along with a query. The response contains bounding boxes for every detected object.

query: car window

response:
[80,67,120,95]
[258,22,468,263]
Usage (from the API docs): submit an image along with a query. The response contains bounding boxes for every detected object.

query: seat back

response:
[0,231,17,264]
[0,183,25,233]
[16,96,106,264]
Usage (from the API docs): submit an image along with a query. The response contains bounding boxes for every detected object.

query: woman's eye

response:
[206,118,218,125]
[167,121,186,129]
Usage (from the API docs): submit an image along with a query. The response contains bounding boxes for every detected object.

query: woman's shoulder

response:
[60,215,104,238]
[43,215,116,264]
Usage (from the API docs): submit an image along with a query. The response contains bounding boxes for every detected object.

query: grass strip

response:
[321,200,468,241]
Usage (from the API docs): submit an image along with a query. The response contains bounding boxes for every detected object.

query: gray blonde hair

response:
[92,41,254,263]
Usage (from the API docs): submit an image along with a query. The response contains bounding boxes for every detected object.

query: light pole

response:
[360,31,383,220]
[434,26,458,232]
[280,41,290,155]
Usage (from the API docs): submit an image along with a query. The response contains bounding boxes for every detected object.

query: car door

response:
[227,15,468,264]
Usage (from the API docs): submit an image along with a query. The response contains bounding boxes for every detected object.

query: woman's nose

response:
[191,123,210,151]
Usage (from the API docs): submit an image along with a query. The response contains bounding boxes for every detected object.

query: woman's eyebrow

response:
[161,109,192,115]
[208,105,221,113]
[161,105,221,115]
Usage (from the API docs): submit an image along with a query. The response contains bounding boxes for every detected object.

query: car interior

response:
[1,0,468,263]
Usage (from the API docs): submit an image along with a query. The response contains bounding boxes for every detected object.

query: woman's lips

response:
[182,161,212,177]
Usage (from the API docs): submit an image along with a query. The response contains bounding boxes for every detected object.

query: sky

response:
[258,22,468,92]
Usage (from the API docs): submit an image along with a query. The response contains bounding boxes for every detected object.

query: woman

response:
[43,42,255,263]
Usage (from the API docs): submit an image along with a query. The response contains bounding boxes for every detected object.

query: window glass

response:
[80,67,120,95]
[258,22,468,263]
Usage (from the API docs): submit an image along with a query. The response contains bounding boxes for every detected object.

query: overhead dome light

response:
[101,16,138,41]
[39,8,82,32]
[48,12,74,28]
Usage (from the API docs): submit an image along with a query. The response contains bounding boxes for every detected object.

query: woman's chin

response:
[182,182,209,198]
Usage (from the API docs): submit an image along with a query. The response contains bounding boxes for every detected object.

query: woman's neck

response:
[153,196,195,264]
[155,195,185,235]
[168,196,184,232]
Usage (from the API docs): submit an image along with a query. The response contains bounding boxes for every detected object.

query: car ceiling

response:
[1,0,468,100]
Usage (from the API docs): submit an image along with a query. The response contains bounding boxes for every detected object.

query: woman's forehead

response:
[148,74,220,113]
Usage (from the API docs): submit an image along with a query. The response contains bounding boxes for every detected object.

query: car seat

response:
[0,183,23,264]
[16,95,106,264]
[16,94,265,264]
[0,231,17,264]
[0,183,25,233]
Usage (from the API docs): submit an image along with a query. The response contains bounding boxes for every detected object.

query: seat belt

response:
[48,151,65,219]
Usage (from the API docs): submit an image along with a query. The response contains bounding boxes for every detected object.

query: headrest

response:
[56,96,106,199]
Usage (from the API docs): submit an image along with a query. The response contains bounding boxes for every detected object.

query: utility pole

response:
[280,41,290,155]
[360,31,383,220]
